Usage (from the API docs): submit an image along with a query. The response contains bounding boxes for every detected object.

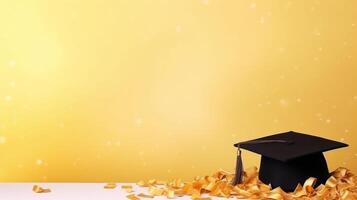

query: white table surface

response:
[0,183,230,200]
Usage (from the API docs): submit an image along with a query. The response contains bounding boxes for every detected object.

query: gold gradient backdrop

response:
[0,0,356,182]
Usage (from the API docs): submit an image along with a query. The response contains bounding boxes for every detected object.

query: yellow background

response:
[0,0,356,182]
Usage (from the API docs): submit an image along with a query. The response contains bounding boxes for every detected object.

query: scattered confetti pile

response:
[128,167,357,199]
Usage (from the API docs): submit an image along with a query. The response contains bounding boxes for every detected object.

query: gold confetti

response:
[137,180,167,187]
[148,186,164,195]
[122,185,134,193]
[137,193,154,198]
[32,185,51,193]
[148,179,156,185]
[104,182,117,189]
[166,189,175,199]
[137,180,148,187]
[126,194,140,200]
[136,167,357,200]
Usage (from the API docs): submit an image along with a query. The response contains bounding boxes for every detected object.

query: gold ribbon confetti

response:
[126,194,140,200]
[32,185,51,193]
[133,167,357,200]
[104,182,117,189]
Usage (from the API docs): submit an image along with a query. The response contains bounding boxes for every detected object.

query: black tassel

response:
[232,147,243,185]
[231,139,292,186]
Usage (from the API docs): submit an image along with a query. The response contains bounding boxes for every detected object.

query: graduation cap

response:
[232,131,348,192]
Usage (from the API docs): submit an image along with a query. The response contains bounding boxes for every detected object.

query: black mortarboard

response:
[232,131,348,192]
